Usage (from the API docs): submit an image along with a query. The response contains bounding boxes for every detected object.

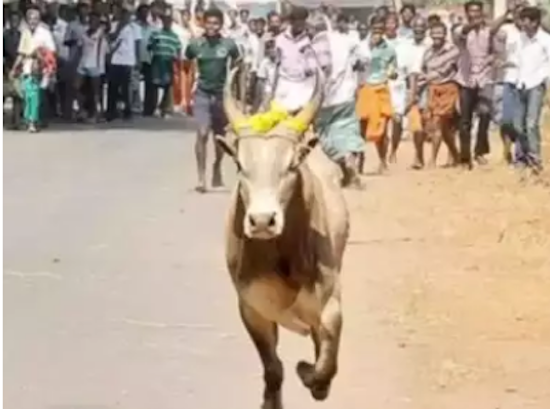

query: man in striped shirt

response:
[148,13,181,117]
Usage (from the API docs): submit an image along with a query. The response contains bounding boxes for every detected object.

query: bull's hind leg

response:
[239,302,284,409]
[297,295,342,401]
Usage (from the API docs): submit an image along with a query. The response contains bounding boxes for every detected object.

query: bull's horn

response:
[223,66,248,132]
[271,66,325,138]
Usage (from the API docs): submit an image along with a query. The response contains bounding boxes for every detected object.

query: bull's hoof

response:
[261,391,283,409]
[296,361,315,387]
[261,400,283,409]
[296,361,331,401]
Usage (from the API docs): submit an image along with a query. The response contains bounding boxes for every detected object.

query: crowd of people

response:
[3,0,550,192]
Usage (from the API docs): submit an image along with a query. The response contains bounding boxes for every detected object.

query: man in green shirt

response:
[184,8,240,193]
[148,13,181,117]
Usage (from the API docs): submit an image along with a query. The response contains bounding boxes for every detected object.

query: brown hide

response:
[226,162,334,291]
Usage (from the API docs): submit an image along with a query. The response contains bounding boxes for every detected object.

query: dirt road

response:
[4,118,550,409]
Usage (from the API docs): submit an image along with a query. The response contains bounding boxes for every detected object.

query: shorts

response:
[77,66,102,78]
[194,88,228,135]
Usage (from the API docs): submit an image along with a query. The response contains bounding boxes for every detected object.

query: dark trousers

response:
[458,85,492,163]
[106,64,132,120]
[142,63,156,116]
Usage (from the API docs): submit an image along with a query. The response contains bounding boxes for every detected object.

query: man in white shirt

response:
[315,14,364,187]
[494,5,523,164]
[107,7,138,121]
[384,13,415,163]
[514,6,550,171]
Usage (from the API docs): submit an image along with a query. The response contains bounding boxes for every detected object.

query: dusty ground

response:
[3,113,550,409]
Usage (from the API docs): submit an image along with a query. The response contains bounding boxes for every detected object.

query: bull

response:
[216,66,350,409]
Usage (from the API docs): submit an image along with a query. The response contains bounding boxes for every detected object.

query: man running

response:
[356,17,397,173]
[315,14,364,187]
[184,8,240,193]
[411,22,460,168]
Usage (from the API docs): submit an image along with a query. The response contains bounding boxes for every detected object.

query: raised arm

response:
[490,10,512,36]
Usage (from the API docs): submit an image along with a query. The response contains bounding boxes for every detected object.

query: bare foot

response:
[195,180,207,194]
[348,175,365,190]
[377,162,388,174]
[389,153,397,164]
[410,161,424,170]
[442,158,458,168]
[475,155,488,166]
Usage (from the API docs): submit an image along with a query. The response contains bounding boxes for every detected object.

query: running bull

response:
[216,66,350,409]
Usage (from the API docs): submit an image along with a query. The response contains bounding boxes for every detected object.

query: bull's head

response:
[217,67,324,240]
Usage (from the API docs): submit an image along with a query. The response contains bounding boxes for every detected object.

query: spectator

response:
[75,12,108,122]
[172,8,194,113]
[11,6,56,133]
[267,11,282,36]
[253,37,277,112]
[255,17,267,38]
[106,7,138,121]
[239,8,250,27]
[64,1,91,121]
[315,13,364,186]
[399,4,416,39]
[357,21,368,41]
[495,3,524,164]
[453,1,509,168]
[427,14,442,30]
[45,1,69,119]
[136,3,158,116]
[4,11,23,129]
[514,6,550,171]
[355,16,397,173]
[148,12,182,117]
[129,8,143,115]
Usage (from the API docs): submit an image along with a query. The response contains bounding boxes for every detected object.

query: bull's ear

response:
[215,134,237,158]
[293,135,319,166]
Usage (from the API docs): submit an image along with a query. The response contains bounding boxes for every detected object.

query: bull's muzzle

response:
[244,209,284,240]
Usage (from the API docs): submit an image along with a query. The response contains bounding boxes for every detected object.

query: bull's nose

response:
[248,212,277,230]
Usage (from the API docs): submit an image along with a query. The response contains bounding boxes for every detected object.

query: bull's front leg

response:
[239,301,284,409]
[296,279,342,401]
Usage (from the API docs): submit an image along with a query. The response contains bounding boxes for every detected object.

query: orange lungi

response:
[407,104,423,133]
[173,61,195,110]
[356,83,393,142]
[424,82,459,128]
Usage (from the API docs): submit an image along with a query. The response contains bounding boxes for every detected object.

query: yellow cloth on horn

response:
[234,101,310,135]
